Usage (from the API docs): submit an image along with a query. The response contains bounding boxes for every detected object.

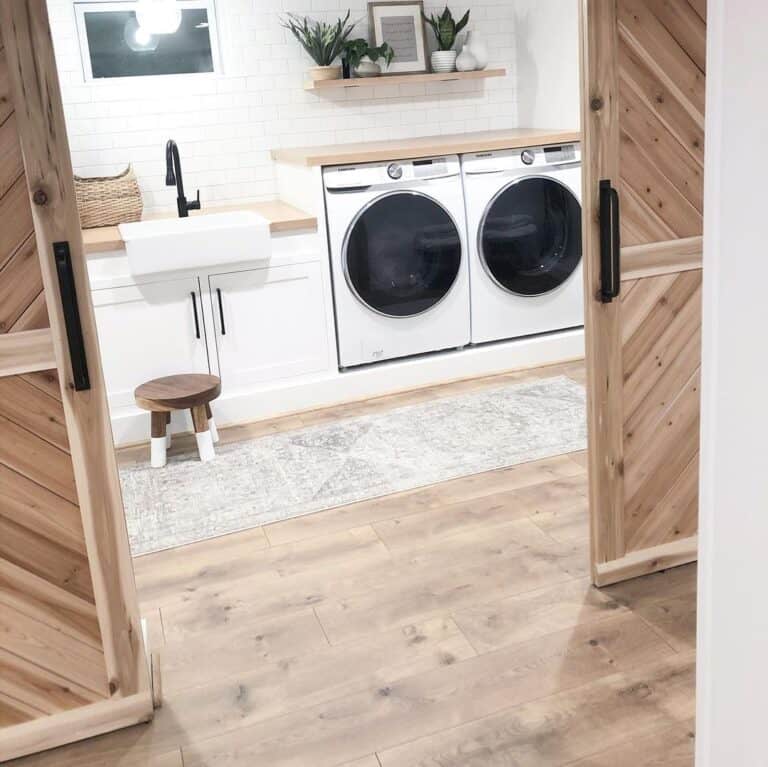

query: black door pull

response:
[190,291,201,339]
[599,179,621,303]
[53,242,90,391]
[216,288,226,336]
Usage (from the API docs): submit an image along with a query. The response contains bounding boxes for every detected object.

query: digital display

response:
[544,145,576,162]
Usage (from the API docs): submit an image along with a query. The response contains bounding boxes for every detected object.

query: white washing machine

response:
[462,143,583,344]
[324,155,470,368]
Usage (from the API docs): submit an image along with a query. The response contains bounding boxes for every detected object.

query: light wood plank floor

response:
[11,361,696,767]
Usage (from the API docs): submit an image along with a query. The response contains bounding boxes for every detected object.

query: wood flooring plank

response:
[180,614,675,767]
[453,577,625,654]
[635,592,697,652]
[373,474,587,553]
[377,653,695,767]
[161,607,330,689]
[563,720,695,766]
[136,526,388,609]
[264,455,585,547]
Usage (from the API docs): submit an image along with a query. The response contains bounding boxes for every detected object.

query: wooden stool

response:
[134,374,222,468]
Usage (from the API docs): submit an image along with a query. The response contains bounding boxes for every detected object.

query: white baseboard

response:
[111,329,585,447]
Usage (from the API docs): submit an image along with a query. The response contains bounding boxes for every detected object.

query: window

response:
[75,1,220,80]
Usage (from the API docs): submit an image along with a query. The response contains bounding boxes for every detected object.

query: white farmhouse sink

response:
[119,211,271,276]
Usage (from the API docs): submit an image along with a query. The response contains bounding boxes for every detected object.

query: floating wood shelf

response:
[305,67,506,91]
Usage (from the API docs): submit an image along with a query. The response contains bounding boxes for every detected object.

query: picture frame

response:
[368,1,428,75]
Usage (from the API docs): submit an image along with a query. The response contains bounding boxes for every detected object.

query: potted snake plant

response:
[282,10,356,81]
[423,6,470,73]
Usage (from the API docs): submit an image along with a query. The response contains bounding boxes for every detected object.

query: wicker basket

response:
[74,165,143,229]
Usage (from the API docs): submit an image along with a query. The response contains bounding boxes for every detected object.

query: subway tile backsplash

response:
[47,0,579,213]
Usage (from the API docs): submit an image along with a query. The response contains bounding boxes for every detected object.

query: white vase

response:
[355,57,382,77]
[431,50,457,73]
[465,31,488,70]
[455,45,477,72]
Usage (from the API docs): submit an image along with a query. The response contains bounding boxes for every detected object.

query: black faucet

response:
[165,139,201,218]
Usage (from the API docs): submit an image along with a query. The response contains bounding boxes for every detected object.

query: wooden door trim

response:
[0,689,153,763]
[0,0,150,707]
[0,329,55,376]
[594,534,698,587]
[580,0,625,573]
[621,236,703,281]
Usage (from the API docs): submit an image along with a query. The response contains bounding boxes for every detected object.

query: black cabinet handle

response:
[599,179,621,303]
[53,242,90,391]
[216,288,226,336]
[190,291,201,339]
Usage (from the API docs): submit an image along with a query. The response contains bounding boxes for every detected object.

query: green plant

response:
[281,10,356,67]
[343,38,395,69]
[422,6,470,51]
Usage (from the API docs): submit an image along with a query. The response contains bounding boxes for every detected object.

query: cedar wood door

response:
[580,0,705,586]
[0,2,151,760]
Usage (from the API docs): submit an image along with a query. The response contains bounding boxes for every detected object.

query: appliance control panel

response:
[462,143,581,175]
[323,155,460,190]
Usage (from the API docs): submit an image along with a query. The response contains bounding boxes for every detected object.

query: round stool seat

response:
[134,374,221,412]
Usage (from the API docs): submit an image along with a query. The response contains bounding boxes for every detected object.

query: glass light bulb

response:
[136,0,182,35]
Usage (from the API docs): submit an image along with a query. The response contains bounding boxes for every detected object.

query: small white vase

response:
[465,31,488,70]
[455,45,477,72]
[431,50,457,73]
[355,57,382,77]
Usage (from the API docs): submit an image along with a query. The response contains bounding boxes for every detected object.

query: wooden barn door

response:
[0,2,152,760]
[580,0,705,586]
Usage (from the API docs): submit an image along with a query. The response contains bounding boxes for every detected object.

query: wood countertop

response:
[82,200,317,255]
[271,129,582,167]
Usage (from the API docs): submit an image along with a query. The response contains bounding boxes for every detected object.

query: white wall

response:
[696,1,768,764]
[47,0,579,213]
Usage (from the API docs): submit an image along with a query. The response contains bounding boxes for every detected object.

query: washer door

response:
[344,191,462,318]
[479,176,582,296]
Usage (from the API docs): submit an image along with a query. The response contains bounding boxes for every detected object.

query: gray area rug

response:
[121,375,586,555]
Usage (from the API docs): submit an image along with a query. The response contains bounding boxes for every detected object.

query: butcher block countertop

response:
[82,200,317,255]
[271,128,582,167]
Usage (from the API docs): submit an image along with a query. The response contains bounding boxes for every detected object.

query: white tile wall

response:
[47,0,579,213]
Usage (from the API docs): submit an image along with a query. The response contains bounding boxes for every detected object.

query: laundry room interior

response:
[0,0,704,764]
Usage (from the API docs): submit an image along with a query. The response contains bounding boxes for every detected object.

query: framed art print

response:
[368,1,428,74]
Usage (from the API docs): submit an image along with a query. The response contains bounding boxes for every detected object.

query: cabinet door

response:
[209,262,330,390]
[92,277,210,409]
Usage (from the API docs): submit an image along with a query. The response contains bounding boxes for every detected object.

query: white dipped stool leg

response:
[151,437,167,468]
[205,403,220,443]
[150,412,168,468]
[191,405,216,463]
[195,430,215,462]
[165,412,172,448]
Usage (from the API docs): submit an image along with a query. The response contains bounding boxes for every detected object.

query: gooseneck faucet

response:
[165,139,201,218]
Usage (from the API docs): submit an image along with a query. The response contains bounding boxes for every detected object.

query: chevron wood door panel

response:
[581,0,705,585]
[0,3,152,759]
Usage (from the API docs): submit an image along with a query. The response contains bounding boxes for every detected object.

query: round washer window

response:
[480,177,582,296]
[345,192,462,318]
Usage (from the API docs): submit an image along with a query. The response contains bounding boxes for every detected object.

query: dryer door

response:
[479,177,582,296]
[344,191,462,318]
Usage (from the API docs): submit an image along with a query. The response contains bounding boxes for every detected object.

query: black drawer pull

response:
[216,288,226,336]
[191,291,201,339]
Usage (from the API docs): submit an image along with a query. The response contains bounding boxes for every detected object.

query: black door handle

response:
[53,242,90,391]
[599,179,621,303]
[216,288,226,336]
[190,291,201,339]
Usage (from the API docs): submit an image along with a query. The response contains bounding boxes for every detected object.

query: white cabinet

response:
[92,277,210,410]
[208,262,330,391]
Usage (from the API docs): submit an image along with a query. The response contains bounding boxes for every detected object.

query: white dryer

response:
[324,155,470,368]
[461,143,583,344]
